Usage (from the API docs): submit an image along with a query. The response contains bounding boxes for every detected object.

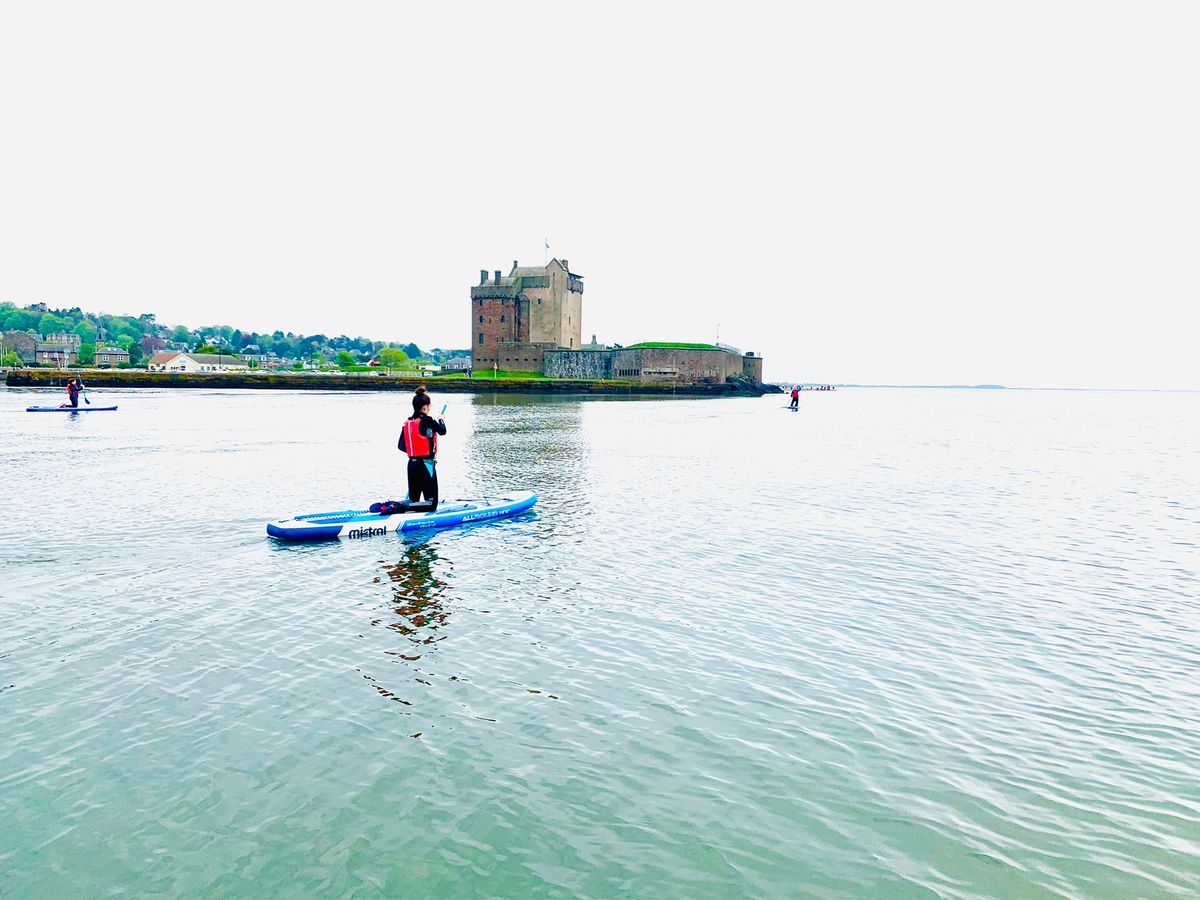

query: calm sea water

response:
[1,386,1198,898]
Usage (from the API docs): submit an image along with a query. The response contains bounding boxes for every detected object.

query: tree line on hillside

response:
[0,301,468,369]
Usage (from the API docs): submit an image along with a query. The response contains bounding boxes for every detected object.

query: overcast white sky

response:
[2,2,1197,388]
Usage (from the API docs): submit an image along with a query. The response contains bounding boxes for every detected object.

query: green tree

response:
[114,318,142,341]
[38,312,68,335]
[73,320,98,342]
[170,325,191,344]
[0,306,24,333]
[335,351,356,368]
[378,347,409,369]
[2,351,20,367]
[194,344,220,354]
[292,360,304,370]
[78,343,95,365]
[127,342,144,366]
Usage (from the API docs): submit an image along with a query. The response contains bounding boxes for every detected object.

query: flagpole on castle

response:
[544,237,548,266]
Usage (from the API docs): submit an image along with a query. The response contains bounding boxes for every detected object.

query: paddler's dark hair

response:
[412,385,431,413]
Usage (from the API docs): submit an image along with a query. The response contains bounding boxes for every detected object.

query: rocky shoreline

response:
[5,368,779,396]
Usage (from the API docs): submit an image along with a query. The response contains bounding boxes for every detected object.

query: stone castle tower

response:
[470,258,584,371]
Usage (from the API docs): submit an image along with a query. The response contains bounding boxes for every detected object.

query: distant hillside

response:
[0,301,467,367]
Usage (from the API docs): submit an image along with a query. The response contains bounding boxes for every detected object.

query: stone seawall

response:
[6,369,776,396]
[543,350,612,380]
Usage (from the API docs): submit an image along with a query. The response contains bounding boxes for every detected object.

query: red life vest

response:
[791,388,799,399]
[403,416,436,458]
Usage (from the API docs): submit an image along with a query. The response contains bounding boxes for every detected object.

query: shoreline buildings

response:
[147,351,249,373]
[471,258,763,384]
[34,332,81,366]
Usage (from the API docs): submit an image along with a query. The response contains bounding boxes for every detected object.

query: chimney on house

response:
[480,269,488,285]
[493,270,501,285]
[513,260,518,272]
[560,259,568,271]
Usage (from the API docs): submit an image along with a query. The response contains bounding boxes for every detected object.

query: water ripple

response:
[1,387,1198,897]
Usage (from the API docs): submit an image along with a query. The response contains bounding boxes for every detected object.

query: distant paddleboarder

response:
[63,375,85,408]
[789,386,799,409]
[398,386,447,511]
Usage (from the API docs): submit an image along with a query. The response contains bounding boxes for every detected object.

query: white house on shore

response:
[147,352,249,373]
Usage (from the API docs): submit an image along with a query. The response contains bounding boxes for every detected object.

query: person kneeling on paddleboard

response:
[64,376,84,408]
[398,386,447,511]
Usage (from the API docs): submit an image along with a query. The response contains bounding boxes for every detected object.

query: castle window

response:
[500,314,506,323]
[479,333,484,344]
[478,315,483,323]
[537,299,542,305]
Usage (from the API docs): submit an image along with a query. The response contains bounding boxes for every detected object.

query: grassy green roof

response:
[626,341,720,350]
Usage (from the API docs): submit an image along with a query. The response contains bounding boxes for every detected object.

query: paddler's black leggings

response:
[407,458,438,510]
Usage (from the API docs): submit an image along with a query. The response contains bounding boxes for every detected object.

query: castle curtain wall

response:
[543,348,757,383]
[543,350,613,379]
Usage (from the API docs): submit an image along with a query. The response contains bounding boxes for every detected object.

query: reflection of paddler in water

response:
[397,386,447,511]
[362,540,451,712]
[373,539,449,646]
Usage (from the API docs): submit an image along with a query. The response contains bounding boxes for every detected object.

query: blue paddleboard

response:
[267,491,537,542]
[26,406,118,412]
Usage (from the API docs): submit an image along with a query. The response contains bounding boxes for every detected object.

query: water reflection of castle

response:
[464,397,588,504]
[471,258,765,384]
